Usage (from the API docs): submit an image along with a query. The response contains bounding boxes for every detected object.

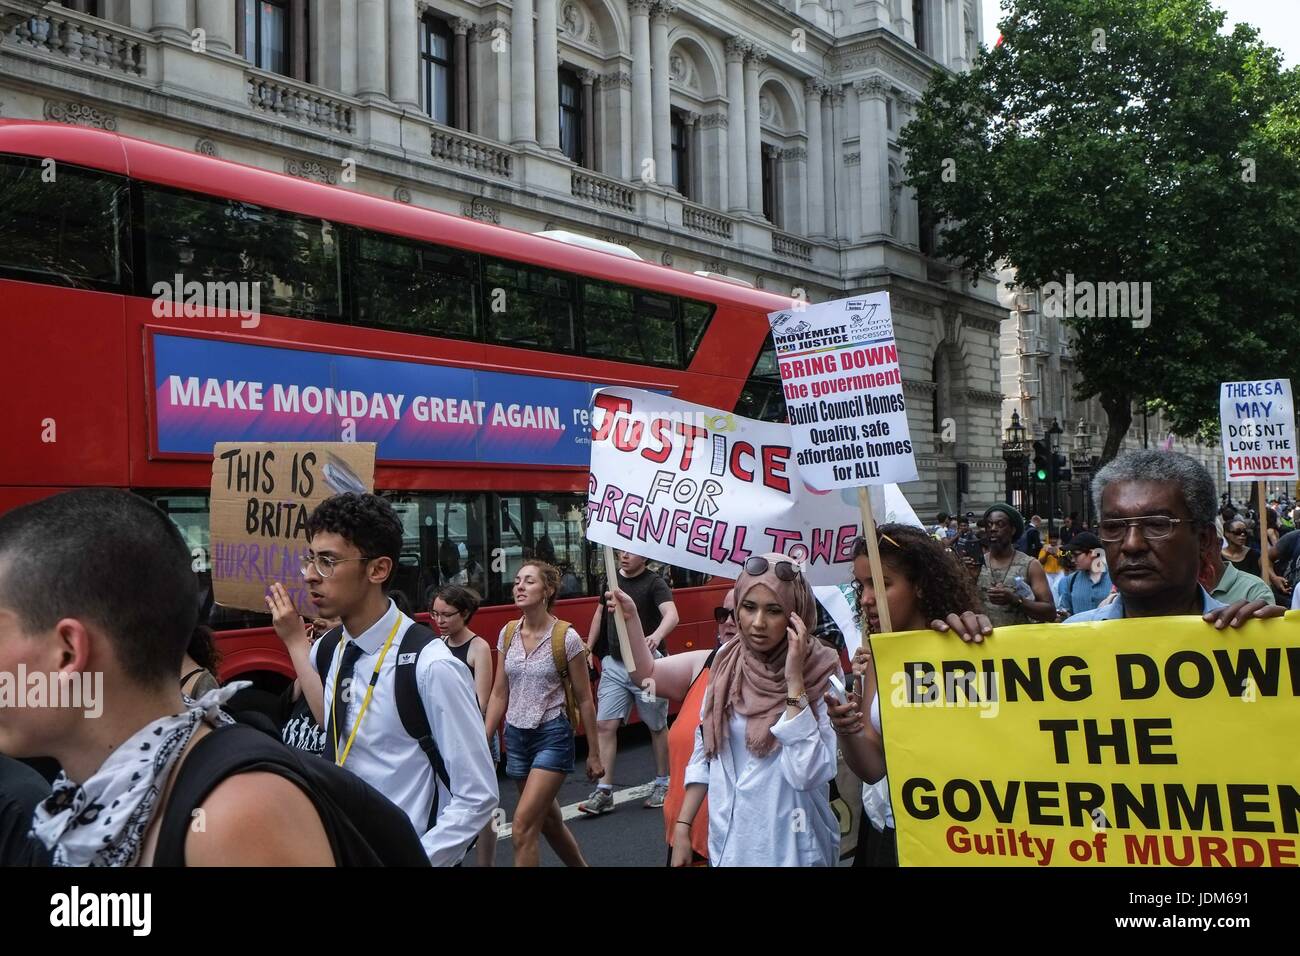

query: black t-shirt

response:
[1276,530,1300,579]
[595,569,673,660]
[0,754,51,866]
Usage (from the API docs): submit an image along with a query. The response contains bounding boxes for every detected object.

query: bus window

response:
[351,230,479,339]
[583,279,679,367]
[681,298,716,364]
[482,257,575,352]
[492,492,590,603]
[141,186,342,320]
[0,155,127,288]
[734,338,786,423]
[382,491,490,610]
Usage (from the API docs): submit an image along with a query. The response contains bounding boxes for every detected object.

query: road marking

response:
[494,784,654,841]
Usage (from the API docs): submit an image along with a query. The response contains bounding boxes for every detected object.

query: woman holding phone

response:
[825,527,989,866]
[670,554,844,867]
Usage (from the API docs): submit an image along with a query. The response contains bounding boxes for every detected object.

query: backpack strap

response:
[314,625,345,686]
[393,622,452,832]
[502,619,522,656]
[549,620,582,726]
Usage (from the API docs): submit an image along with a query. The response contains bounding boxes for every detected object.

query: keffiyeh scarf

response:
[30,683,246,867]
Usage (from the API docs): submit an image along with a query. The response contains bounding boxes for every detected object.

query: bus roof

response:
[0,120,797,313]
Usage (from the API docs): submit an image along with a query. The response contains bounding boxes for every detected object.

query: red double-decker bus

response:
[0,120,795,693]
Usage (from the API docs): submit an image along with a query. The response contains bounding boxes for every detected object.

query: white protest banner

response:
[585,387,919,585]
[767,292,918,490]
[1219,380,1298,481]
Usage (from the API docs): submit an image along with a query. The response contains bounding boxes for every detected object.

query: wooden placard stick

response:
[857,486,891,696]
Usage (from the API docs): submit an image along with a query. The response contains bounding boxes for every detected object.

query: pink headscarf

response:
[700,554,839,759]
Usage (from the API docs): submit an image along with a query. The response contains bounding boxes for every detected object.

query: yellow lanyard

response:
[330,616,401,768]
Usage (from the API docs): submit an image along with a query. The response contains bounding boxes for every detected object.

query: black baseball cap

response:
[1069,532,1102,552]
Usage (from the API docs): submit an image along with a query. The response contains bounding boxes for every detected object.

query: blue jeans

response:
[504,715,575,779]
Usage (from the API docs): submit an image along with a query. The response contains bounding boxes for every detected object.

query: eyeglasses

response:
[1226,528,1247,536]
[1097,516,1185,542]
[299,553,372,578]
[430,609,462,620]
[744,556,802,581]
[713,606,735,625]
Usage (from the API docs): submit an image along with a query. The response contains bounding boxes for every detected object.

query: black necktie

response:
[325,640,365,763]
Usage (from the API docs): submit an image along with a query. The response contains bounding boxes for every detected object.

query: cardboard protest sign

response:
[209,442,376,614]
[1219,379,1297,481]
[767,292,917,490]
[872,613,1300,867]
[585,387,919,585]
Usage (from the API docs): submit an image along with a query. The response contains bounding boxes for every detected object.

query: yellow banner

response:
[871,611,1300,867]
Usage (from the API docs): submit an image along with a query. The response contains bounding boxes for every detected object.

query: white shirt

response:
[313,599,498,866]
[862,693,894,830]
[684,689,839,867]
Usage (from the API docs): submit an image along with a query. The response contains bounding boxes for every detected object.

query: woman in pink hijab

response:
[672,554,843,866]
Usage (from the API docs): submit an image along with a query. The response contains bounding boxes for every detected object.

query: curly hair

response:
[433,584,482,624]
[186,624,222,674]
[518,560,562,610]
[305,493,403,585]
[850,523,982,627]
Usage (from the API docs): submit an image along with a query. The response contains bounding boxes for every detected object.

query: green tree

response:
[901,0,1300,462]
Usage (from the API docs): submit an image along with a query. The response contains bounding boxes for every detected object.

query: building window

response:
[559,68,583,165]
[421,15,455,126]
[243,0,290,75]
[886,97,894,130]
[670,111,691,198]
[913,0,926,53]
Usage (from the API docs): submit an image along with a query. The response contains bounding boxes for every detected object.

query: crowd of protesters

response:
[0,449,1291,868]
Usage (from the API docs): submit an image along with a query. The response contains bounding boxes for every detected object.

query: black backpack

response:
[314,621,452,829]
[152,724,429,867]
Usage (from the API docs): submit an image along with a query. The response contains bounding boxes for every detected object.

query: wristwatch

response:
[786,691,809,709]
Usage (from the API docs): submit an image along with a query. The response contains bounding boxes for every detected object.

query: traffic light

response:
[1053,452,1071,482]
[1032,440,1050,482]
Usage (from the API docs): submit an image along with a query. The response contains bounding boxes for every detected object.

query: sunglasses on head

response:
[744,555,802,581]
[713,606,734,625]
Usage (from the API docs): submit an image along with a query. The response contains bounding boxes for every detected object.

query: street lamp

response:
[1047,418,1063,536]
[1002,411,1029,512]
[1003,410,1026,453]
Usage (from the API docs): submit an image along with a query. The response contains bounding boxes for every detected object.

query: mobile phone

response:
[827,673,848,704]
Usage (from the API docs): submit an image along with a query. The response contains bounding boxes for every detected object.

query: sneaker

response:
[644,782,668,809]
[578,788,615,816]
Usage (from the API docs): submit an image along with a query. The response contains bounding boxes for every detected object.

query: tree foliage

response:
[901,0,1300,460]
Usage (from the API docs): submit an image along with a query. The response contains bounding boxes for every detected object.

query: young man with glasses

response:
[578,550,679,815]
[301,493,497,866]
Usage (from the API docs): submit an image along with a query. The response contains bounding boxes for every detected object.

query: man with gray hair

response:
[1063,450,1282,625]
[938,450,1283,640]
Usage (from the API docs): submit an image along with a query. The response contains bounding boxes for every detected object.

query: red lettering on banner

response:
[729,441,756,482]
[762,445,791,493]
[642,417,672,464]
[591,394,631,442]
[675,422,707,469]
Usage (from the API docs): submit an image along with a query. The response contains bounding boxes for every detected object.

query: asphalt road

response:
[467,722,671,868]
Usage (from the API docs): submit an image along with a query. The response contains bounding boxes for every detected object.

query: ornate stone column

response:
[581,69,597,170]
[129,0,152,32]
[453,17,471,126]
[701,110,728,210]
[387,1,418,108]
[841,81,861,241]
[744,44,766,215]
[856,76,890,236]
[536,0,560,150]
[724,37,748,213]
[824,85,840,238]
[357,0,389,97]
[897,92,920,245]
[629,0,654,180]
[803,78,825,237]
[511,0,537,144]
[649,2,675,186]
[196,0,234,52]
[150,0,186,40]
[339,0,358,95]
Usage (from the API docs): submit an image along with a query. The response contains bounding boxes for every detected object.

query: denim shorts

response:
[504,715,575,779]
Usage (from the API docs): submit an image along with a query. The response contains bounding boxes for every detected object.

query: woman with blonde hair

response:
[484,561,602,866]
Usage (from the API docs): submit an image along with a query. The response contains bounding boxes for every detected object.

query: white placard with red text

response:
[767,292,918,489]
[1219,379,1297,481]
[585,387,919,585]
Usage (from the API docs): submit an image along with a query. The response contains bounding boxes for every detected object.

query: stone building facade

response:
[0,0,1004,517]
